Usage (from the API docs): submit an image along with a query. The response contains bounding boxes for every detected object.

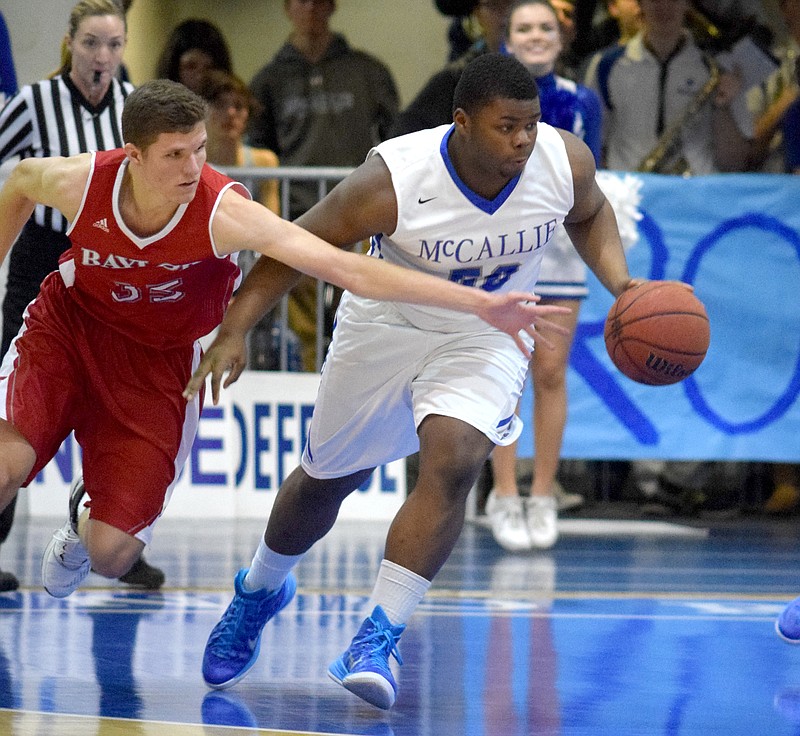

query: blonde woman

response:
[487,0,603,551]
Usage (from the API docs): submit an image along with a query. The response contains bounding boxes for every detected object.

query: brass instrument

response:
[637,56,721,175]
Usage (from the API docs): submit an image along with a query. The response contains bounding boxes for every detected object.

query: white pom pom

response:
[595,171,644,251]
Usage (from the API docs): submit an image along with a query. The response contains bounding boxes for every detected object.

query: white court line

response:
[0,707,353,736]
[471,515,708,537]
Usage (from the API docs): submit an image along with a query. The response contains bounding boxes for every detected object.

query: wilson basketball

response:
[604,281,710,386]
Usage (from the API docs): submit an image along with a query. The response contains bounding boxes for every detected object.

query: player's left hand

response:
[619,278,692,295]
[478,291,571,359]
[183,329,248,405]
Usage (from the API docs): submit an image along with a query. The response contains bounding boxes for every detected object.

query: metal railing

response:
[217,165,354,372]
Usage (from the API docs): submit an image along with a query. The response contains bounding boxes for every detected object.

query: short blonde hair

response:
[122,79,207,150]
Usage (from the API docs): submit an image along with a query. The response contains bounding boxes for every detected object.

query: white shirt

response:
[585,32,754,174]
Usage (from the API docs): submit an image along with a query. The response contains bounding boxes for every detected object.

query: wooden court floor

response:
[1,510,799,735]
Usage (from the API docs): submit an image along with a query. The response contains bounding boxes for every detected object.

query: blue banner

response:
[518,173,800,461]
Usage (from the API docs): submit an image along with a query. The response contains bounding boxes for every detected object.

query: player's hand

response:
[479,291,572,359]
[183,330,248,405]
[619,277,648,293]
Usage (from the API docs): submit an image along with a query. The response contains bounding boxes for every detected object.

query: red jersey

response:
[61,149,247,349]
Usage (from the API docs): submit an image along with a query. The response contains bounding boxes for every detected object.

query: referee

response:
[0,0,163,592]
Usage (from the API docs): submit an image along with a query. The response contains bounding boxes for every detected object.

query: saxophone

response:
[637,56,722,175]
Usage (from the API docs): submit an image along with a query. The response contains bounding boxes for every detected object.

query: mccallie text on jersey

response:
[416,218,559,264]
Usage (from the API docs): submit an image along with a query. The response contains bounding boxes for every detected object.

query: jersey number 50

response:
[449,263,520,291]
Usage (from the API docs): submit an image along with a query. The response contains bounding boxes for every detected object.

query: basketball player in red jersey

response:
[0,79,568,600]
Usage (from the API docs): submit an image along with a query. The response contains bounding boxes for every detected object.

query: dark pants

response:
[1,222,69,356]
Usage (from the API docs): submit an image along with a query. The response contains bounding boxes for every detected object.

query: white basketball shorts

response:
[301,291,532,479]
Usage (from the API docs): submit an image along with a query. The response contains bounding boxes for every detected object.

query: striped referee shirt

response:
[0,73,133,233]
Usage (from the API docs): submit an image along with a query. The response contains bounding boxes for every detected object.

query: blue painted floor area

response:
[0,516,799,735]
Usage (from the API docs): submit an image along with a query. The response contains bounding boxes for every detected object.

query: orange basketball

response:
[604,281,710,386]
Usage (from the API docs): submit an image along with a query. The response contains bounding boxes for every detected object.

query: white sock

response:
[242,536,304,593]
[367,559,431,626]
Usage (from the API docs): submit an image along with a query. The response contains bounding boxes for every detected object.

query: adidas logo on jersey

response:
[93,218,110,233]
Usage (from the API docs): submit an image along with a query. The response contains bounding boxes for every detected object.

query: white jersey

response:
[366,122,574,332]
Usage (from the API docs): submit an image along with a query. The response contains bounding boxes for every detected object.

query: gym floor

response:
[0,504,798,736]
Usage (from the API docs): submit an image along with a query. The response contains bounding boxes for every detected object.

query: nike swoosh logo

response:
[418,196,437,204]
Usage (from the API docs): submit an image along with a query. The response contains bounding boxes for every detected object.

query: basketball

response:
[604,281,710,386]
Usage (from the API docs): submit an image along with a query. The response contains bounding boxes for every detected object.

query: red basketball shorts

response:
[0,274,203,541]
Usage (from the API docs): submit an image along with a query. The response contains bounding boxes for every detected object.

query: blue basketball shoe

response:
[202,569,296,689]
[777,596,800,643]
[328,605,406,709]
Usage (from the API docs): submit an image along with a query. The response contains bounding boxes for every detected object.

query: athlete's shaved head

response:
[452,52,539,117]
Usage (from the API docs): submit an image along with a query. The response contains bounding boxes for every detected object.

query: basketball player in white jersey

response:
[195,53,643,709]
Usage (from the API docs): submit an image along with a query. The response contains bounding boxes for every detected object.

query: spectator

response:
[248,0,399,371]
[748,0,799,173]
[585,0,755,514]
[584,0,754,174]
[487,0,602,552]
[155,18,233,95]
[395,0,580,137]
[392,0,513,137]
[199,69,296,372]
[200,70,280,214]
[0,0,163,593]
